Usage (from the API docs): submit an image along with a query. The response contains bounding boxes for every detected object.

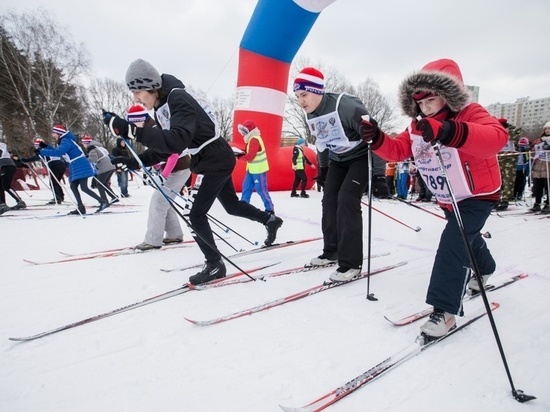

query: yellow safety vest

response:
[246,135,269,173]
[294,146,305,170]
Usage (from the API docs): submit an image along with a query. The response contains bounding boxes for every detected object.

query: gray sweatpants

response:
[144,169,191,246]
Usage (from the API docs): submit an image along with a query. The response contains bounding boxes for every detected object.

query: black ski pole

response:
[176,187,259,246]
[104,117,258,282]
[365,139,377,301]
[127,165,244,256]
[432,142,535,403]
[392,195,446,220]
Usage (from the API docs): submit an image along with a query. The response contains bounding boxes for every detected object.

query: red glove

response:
[416,118,445,144]
[359,115,380,144]
[415,118,468,148]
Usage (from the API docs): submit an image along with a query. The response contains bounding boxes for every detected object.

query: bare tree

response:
[211,95,235,141]
[0,9,90,151]
[85,77,133,149]
[355,78,400,133]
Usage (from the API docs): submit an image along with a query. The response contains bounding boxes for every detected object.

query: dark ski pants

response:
[95,170,117,202]
[48,161,66,202]
[70,178,104,208]
[189,171,271,262]
[427,198,496,315]
[321,155,369,269]
[0,164,17,204]
[291,169,308,194]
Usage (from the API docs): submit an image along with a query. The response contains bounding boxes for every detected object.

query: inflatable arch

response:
[231,0,337,191]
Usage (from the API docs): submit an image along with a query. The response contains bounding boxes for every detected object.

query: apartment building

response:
[486,97,550,137]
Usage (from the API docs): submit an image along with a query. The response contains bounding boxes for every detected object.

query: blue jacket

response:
[40,132,95,182]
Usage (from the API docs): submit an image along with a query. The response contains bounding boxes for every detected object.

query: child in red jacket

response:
[360,58,508,338]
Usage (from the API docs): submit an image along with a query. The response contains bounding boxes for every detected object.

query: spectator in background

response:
[529,121,550,213]
[494,118,520,211]
[385,161,396,196]
[111,137,132,198]
[291,137,314,198]
[237,120,274,214]
[396,159,411,199]
[513,137,531,201]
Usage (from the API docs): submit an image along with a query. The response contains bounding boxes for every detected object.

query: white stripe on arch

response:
[234,86,287,117]
[292,0,337,13]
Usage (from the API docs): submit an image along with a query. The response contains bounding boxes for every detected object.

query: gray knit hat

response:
[125,59,162,91]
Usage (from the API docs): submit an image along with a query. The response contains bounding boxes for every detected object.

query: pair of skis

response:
[10,254,392,341]
[279,272,529,411]
[160,236,323,272]
[184,261,407,326]
[23,241,194,265]
[279,302,501,412]
[8,262,280,342]
[384,273,528,326]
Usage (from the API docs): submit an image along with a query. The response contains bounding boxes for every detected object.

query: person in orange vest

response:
[385,161,396,196]
[237,120,274,214]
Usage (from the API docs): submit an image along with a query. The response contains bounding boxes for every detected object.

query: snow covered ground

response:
[1,178,549,412]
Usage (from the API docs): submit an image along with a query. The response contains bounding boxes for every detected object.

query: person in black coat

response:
[104,59,284,285]
[22,138,67,204]
[111,137,132,198]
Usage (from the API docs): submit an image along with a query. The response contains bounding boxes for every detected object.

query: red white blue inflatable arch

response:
[231,0,336,191]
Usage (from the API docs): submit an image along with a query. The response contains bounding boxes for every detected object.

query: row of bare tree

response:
[0,9,401,158]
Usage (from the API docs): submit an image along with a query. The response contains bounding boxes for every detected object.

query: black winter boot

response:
[264,214,283,246]
[188,259,226,285]
[68,205,86,215]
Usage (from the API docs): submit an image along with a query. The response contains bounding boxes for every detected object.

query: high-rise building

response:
[486,97,550,136]
[466,85,479,103]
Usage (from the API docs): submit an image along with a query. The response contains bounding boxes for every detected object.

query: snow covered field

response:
[1,179,549,412]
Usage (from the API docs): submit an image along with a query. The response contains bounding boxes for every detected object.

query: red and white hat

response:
[52,124,67,136]
[33,138,45,148]
[293,67,325,94]
[126,104,150,124]
[81,135,93,144]
[238,120,258,137]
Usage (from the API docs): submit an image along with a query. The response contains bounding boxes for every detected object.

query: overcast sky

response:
[2,0,549,114]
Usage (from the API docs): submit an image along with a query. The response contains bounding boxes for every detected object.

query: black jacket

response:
[135,74,234,174]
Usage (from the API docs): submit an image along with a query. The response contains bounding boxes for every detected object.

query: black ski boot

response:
[68,205,86,215]
[264,214,283,246]
[188,259,226,285]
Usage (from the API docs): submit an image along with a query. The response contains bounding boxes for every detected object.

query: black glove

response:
[111,156,140,171]
[314,166,328,187]
[360,116,380,144]
[103,111,137,140]
[415,118,468,148]
[38,141,48,149]
[143,171,166,187]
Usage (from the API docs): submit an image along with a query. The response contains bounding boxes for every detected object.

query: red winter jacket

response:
[374,103,507,205]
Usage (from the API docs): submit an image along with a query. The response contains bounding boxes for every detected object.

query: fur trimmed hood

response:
[399,58,471,118]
